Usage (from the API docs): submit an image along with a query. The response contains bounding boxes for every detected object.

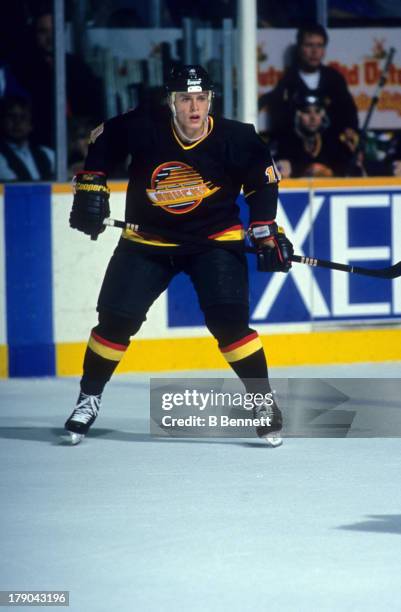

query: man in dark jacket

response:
[0,96,54,181]
[260,24,359,142]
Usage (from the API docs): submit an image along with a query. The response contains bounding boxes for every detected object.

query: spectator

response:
[260,23,359,141]
[274,93,363,177]
[0,96,54,181]
[13,11,103,147]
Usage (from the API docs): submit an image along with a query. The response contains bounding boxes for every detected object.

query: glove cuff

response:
[248,221,278,244]
[73,171,110,196]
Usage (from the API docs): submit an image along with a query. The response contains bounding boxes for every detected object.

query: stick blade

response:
[362,261,401,279]
[351,260,401,279]
[384,261,401,279]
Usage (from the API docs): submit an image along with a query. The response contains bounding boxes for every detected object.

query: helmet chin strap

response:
[173,116,209,143]
[169,92,177,118]
[169,91,212,143]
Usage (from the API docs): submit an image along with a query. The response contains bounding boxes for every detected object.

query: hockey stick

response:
[360,47,396,137]
[102,218,401,279]
[348,46,396,172]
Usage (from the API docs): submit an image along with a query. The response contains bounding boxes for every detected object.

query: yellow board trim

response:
[222,337,263,363]
[0,345,8,378]
[56,328,401,376]
[310,177,401,188]
[279,179,311,189]
[51,176,401,195]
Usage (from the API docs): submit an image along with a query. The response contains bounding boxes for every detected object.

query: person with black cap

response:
[64,65,294,448]
[274,92,362,177]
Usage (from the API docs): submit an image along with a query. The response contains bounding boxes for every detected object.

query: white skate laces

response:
[71,393,101,424]
[64,392,102,445]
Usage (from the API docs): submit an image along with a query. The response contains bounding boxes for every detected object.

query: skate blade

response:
[262,433,283,447]
[61,432,85,445]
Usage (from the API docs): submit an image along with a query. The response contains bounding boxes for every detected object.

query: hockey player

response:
[65,65,293,447]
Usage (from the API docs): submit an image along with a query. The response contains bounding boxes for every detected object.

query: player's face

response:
[298,105,325,133]
[173,91,210,139]
[299,34,326,70]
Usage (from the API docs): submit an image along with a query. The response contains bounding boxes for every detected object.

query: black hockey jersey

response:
[85,105,280,250]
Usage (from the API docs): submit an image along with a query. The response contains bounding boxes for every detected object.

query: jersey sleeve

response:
[239,124,280,226]
[84,112,134,175]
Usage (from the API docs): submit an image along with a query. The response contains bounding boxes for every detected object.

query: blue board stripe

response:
[5,184,55,376]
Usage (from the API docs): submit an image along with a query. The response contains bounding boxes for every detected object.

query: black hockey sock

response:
[204,304,271,394]
[80,329,129,395]
[80,311,144,395]
[81,349,122,395]
[224,346,271,395]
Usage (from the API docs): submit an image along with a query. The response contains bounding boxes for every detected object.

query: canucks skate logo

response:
[146,161,220,214]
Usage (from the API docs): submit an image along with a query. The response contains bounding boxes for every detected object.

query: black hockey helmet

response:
[294,91,330,132]
[165,65,214,93]
[294,91,326,111]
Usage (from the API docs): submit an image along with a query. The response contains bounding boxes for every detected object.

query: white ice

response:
[1,362,401,611]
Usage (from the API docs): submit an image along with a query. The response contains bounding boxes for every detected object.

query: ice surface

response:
[1,364,401,611]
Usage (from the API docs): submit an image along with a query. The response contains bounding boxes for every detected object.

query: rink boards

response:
[1,177,401,377]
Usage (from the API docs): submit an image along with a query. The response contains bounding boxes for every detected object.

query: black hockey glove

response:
[249,223,294,273]
[69,171,110,238]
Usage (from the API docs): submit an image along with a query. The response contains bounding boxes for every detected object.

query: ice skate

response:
[63,392,101,445]
[253,397,283,447]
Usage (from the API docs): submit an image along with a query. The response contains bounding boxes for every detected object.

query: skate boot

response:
[253,396,283,447]
[64,392,101,445]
